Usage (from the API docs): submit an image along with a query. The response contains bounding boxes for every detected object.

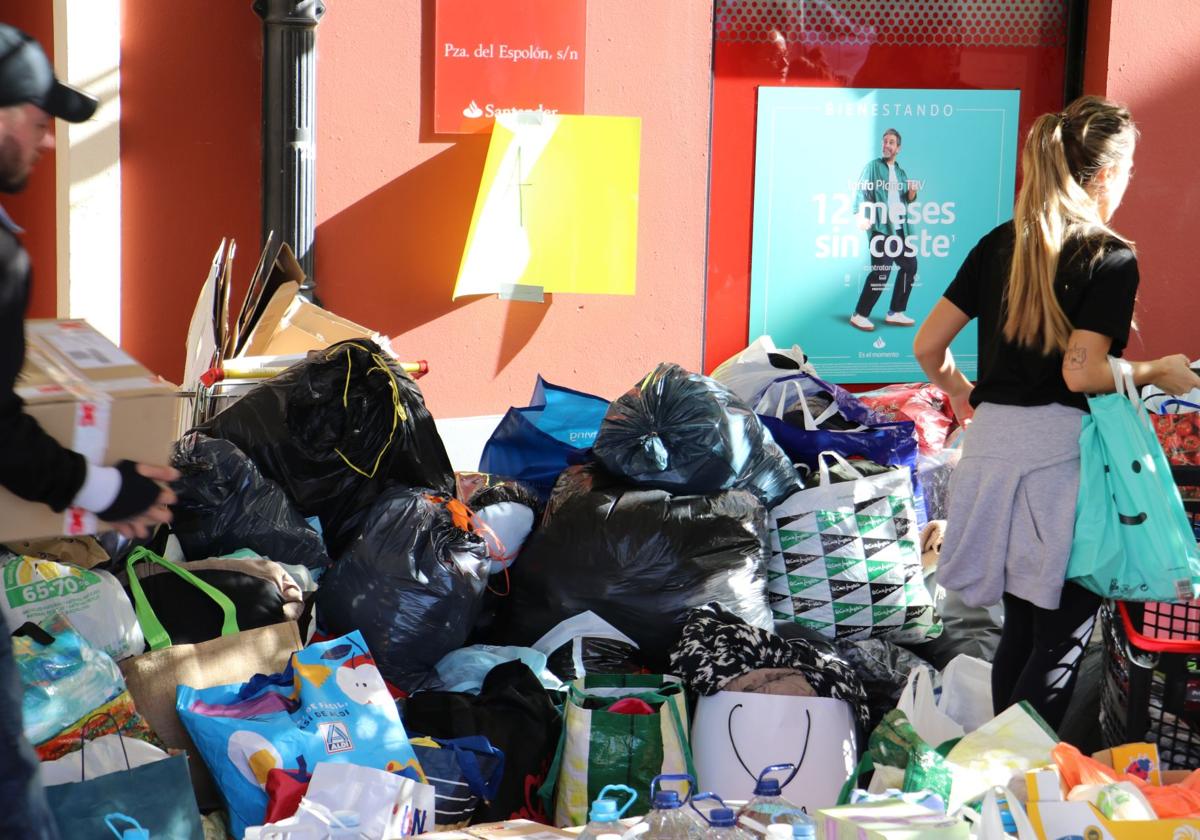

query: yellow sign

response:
[453,112,641,299]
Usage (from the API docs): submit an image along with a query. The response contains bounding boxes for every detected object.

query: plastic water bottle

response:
[735,764,804,835]
[579,784,639,840]
[688,792,727,831]
[642,774,705,840]
[705,808,755,840]
[766,815,815,840]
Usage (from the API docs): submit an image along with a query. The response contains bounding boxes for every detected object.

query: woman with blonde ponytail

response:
[913,96,1200,730]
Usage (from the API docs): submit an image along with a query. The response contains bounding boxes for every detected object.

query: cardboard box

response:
[240,285,387,358]
[0,320,178,541]
[419,821,575,840]
[465,820,575,840]
[1024,744,1200,839]
[815,801,969,839]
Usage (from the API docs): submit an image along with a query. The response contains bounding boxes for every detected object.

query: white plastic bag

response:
[896,665,964,746]
[39,732,169,784]
[305,762,435,838]
[940,654,994,734]
[973,786,1036,839]
[1,555,143,659]
[253,763,437,839]
[710,335,818,405]
[945,703,1058,811]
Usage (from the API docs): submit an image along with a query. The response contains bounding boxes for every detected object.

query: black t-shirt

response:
[943,222,1139,411]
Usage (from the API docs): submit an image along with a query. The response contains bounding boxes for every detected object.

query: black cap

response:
[0,24,97,122]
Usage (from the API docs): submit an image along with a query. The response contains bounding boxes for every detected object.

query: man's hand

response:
[111,463,179,540]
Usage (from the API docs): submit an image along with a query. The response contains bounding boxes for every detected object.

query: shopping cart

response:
[1099,464,1200,768]
[180,355,429,432]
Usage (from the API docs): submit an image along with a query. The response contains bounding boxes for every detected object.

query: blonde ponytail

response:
[1004,96,1137,354]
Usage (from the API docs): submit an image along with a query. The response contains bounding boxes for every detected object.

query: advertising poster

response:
[749,87,1020,382]
[434,0,586,135]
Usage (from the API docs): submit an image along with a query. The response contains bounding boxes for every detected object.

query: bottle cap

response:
[653,790,682,809]
[792,822,815,839]
[709,808,737,827]
[590,798,620,822]
[754,778,782,796]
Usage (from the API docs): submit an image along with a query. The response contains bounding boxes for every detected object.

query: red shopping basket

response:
[1099,465,1200,768]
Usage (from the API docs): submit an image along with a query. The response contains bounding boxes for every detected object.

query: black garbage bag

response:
[198,339,454,547]
[316,487,491,692]
[401,660,562,823]
[546,637,643,682]
[593,362,800,508]
[498,464,772,671]
[170,433,331,569]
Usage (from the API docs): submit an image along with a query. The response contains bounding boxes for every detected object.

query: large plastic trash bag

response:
[498,464,772,671]
[198,339,455,549]
[593,363,801,508]
[170,433,332,570]
[478,376,610,502]
[316,487,492,692]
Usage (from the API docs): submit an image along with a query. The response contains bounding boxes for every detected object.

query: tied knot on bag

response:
[333,344,409,480]
[425,494,512,596]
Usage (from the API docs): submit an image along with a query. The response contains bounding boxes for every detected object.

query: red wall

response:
[0,3,57,319]
[314,1,714,416]
[1084,0,1200,363]
[119,2,262,381]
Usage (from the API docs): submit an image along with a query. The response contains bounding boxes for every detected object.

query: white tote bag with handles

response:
[691,691,857,814]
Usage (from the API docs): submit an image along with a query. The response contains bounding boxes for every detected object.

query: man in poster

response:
[850,128,919,331]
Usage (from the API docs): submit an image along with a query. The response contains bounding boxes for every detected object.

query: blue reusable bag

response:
[1068,358,1200,601]
[176,631,423,838]
[479,376,610,500]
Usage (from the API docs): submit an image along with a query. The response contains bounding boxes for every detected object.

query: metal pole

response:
[253,0,325,300]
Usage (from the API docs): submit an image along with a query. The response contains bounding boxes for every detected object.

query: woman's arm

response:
[1061,329,1200,395]
[914,297,975,423]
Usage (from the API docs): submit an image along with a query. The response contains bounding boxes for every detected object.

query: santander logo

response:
[463,100,484,118]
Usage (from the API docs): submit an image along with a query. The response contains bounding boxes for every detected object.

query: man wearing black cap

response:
[0,24,179,839]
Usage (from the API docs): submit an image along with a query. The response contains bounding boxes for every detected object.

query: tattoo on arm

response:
[1065,345,1088,370]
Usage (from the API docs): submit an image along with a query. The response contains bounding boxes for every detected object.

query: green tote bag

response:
[1068,357,1200,602]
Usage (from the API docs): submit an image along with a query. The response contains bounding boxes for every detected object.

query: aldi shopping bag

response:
[44,718,203,840]
[768,452,940,642]
[479,376,610,501]
[177,630,423,838]
[1069,358,1200,601]
[542,674,694,827]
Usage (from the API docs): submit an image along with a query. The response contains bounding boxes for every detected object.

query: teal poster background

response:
[749,87,1020,382]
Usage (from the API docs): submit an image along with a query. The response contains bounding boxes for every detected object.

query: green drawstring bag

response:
[1068,357,1200,602]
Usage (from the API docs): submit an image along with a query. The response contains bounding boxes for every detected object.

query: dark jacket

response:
[0,210,86,511]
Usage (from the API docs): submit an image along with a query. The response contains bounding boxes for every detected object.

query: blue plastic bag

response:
[176,631,422,838]
[1068,359,1200,601]
[13,614,125,746]
[479,377,610,500]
